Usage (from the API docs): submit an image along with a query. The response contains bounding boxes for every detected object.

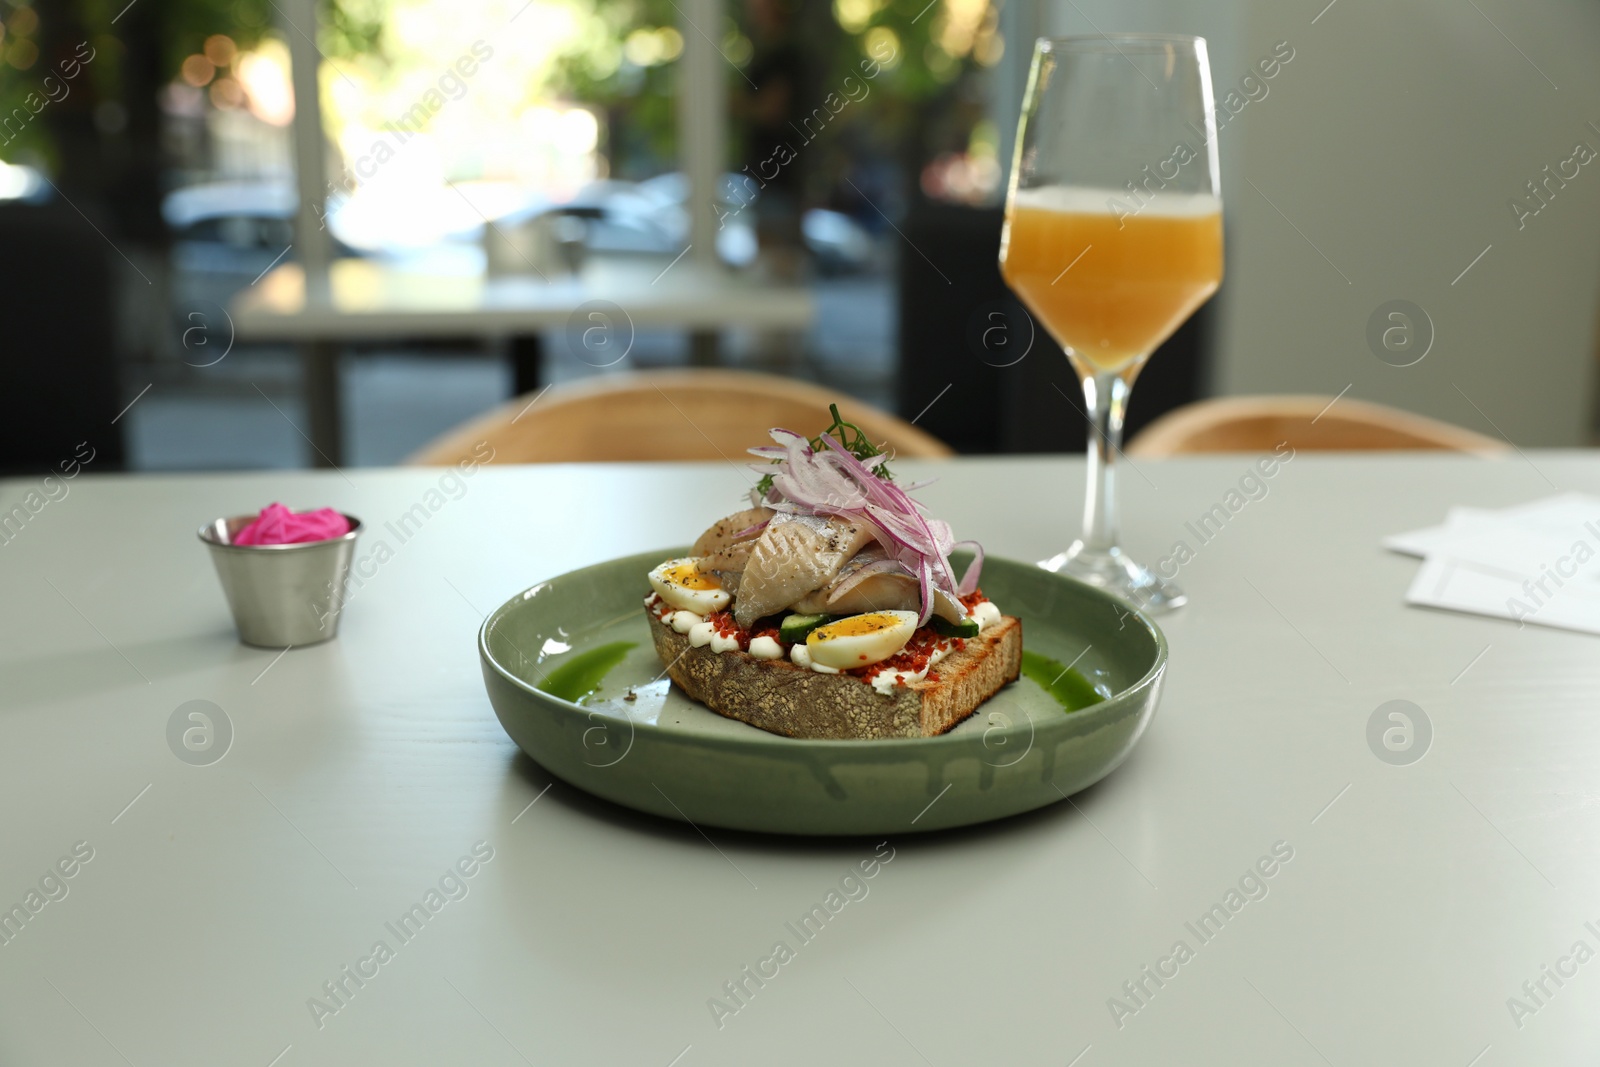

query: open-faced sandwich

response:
[643,407,1022,740]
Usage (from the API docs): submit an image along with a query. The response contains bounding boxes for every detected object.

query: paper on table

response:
[1383,493,1600,557]
[1383,508,1495,557]
[1409,554,1600,635]
[1395,492,1600,634]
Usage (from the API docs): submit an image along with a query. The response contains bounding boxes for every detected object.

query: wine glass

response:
[1000,34,1223,613]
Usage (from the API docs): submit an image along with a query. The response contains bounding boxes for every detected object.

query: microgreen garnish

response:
[755,404,894,497]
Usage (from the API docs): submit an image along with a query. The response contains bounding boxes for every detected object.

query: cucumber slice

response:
[928,614,981,638]
[779,613,835,643]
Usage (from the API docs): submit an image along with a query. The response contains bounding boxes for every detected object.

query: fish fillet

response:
[692,506,773,582]
[791,547,966,621]
[734,513,873,628]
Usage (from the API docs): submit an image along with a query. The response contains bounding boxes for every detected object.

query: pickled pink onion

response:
[233,503,350,545]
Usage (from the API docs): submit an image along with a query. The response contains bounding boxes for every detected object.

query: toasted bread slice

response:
[646,612,1023,739]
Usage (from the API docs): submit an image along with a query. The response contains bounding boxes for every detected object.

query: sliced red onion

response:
[915,558,935,626]
[821,435,955,578]
[952,539,984,596]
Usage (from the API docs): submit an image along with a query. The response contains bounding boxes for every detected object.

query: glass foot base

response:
[1038,542,1187,614]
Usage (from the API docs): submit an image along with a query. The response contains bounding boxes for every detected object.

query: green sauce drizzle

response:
[537,641,636,704]
[1021,649,1108,713]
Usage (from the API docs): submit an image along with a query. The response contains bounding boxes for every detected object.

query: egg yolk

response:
[662,563,719,590]
[812,613,900,641]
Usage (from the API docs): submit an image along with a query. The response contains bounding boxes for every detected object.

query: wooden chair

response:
[1126,394,1509,457]
[406,369,955,465]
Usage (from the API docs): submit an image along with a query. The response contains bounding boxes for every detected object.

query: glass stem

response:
[1079,369,1129,559]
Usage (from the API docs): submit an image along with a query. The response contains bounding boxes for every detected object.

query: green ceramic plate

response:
[479,548,1166,835]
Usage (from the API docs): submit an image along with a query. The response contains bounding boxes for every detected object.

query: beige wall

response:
[1033,0,1600,445]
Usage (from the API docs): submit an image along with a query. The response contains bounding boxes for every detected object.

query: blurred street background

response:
[3,0,1599,471]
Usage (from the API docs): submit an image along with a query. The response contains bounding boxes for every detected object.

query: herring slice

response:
[733,513,873,628]
[692,506,774,557]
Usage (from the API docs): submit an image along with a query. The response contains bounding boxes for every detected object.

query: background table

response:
[230,257,814,467]
[2,454,1599,1065]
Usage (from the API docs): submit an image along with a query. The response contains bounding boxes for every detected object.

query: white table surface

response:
[231,258,814,341]
[3,454,1599,1066]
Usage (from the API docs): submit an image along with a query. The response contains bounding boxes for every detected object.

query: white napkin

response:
[1386,493,1600,634]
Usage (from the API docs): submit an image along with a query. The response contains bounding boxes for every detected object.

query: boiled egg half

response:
[648,557,731,614]
[806,610,917,670]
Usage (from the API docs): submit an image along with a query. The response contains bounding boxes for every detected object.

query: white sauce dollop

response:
[870,667,927,695]
[790,642,839,674]
[749,635,783,660]
[867,638,961,695]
